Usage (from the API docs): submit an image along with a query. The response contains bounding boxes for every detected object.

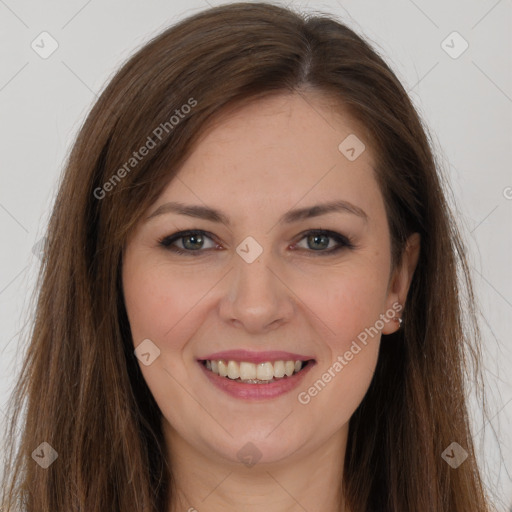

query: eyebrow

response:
[146,199,368,225]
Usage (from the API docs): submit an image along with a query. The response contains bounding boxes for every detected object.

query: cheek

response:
[123,257,215,348]
[294,261,390,349]
[122,257,215,419]
[326,277,386,345]
[290,264,389,416]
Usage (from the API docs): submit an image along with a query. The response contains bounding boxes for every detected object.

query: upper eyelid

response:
[160,229,351,249]
[160,229,218,244]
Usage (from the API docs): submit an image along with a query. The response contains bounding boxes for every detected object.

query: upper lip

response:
[198,350,315,364]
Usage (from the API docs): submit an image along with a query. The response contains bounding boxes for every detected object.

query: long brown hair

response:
[1,2,493,511]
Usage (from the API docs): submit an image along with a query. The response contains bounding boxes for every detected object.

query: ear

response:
[382,232,421,335]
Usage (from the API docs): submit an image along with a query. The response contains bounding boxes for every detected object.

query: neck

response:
[165,423,349,512]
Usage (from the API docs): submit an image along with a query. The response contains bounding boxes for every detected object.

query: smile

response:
[197,351,316,400]
[202,359,314,383]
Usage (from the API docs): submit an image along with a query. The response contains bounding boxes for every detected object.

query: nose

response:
[218,251,295,334]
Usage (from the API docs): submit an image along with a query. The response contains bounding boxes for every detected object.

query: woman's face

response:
[122,92,418,467]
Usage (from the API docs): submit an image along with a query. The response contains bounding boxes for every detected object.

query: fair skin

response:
[122,92,420,512]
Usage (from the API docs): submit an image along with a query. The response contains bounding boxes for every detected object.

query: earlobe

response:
[382,232,421,335]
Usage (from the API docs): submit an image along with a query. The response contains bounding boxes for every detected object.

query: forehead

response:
[160,92,381,217]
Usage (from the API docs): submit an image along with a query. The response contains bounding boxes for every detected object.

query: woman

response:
[1,2,493,511]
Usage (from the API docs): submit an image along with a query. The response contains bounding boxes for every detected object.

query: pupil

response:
[308,233,328,250]
[183,233,203,250]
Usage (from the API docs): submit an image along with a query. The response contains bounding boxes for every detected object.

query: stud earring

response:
[394,306,403,329]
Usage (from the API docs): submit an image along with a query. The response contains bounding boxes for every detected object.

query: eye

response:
[292,230,353,254]
[158,230,219,255]
[158,229,353,256]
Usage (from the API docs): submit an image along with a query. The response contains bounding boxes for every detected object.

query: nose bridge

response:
[219,241,294,332]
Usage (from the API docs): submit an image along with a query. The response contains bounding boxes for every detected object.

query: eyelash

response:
[157,229,354,256]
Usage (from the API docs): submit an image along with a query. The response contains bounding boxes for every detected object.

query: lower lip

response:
[198,361,315,401]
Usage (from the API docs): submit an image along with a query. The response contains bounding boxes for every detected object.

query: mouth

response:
[199,358,316,384]
[196,350,316,400]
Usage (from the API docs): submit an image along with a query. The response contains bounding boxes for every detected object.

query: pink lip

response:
[198,360,316,401]
[198,350,315,364]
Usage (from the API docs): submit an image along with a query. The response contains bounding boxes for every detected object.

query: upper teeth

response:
[205,360,304,381]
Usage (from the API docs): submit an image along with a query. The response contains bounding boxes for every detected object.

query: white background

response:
[0,0,511,509]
